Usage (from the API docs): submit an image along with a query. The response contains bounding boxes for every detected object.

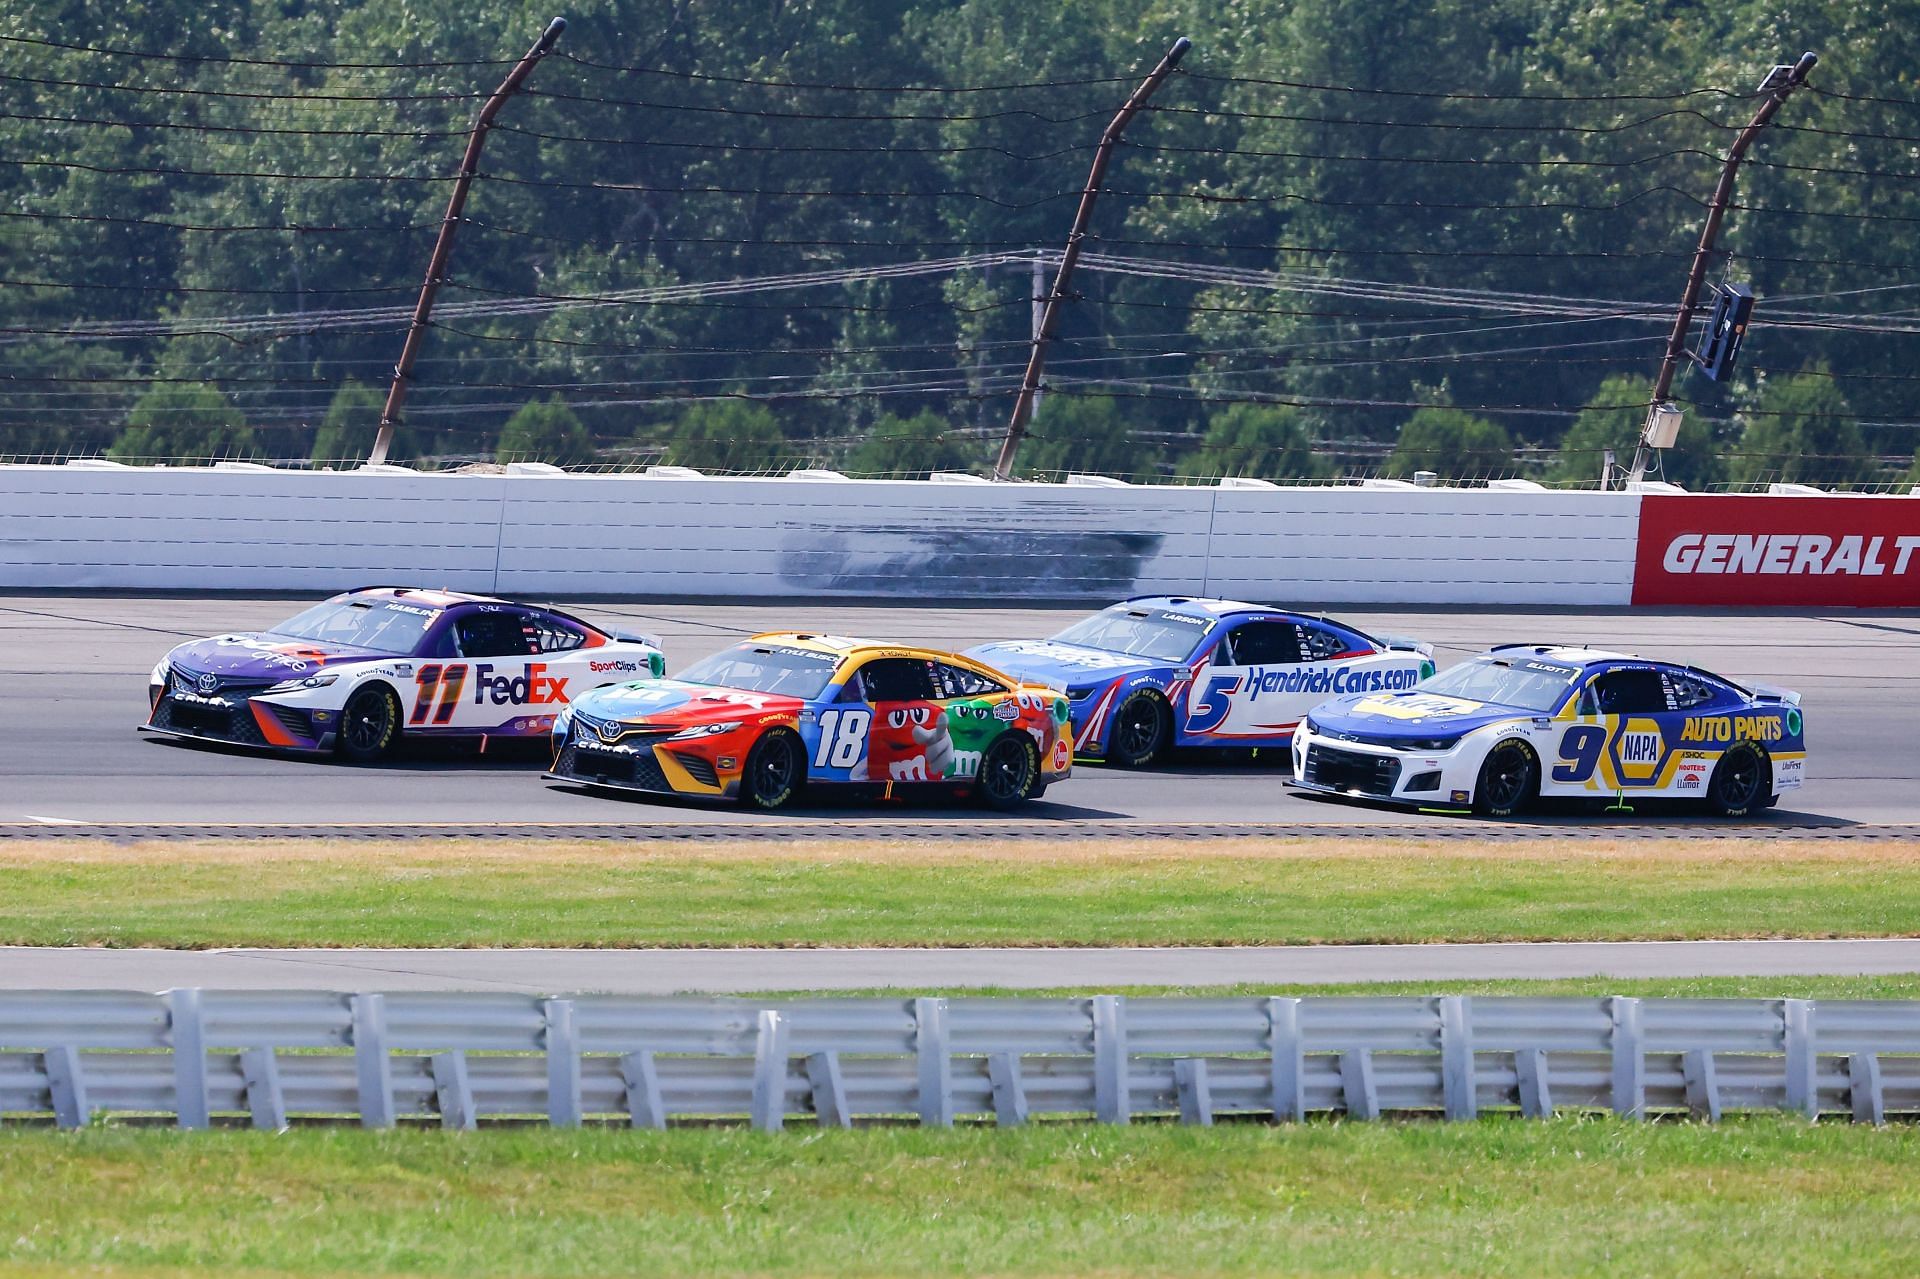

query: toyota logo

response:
[196,673,219,695]
[595,720,623,743]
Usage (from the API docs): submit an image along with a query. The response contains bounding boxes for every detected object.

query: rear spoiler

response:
[1376,634,1434,659]
[1747,682,1801,707]
[610,628,663,650]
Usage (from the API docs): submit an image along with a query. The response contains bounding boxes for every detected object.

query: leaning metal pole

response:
[366,17,568,467]
[991,37,1191,482]
[1623,50,1816,486]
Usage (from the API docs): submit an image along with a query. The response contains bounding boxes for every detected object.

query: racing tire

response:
[1472,739,1538,817]
[1106,690,1171,768]
[337,684,401,763]
[740,728,804,811]
[976,733,1041,810]
[1707,744,1770,817]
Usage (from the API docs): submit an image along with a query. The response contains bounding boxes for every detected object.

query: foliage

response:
[495,395,594,464]
[843,411,982,477]
[1731,369,1871,488]
[1384,408,1512,479]
[309,381,415,466]
[1175,404,1331,481]
[106,382,253,462]
[660,400,789,472]
[1020,394,1159,479]
[1547,373,1724,490]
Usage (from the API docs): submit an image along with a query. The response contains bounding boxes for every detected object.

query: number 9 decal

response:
[1551,724,1606,783]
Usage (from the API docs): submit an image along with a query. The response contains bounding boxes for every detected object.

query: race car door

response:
[816,656,947,784]
[1183,618,1308,743]
[1550,667,1681,795]
[410,609,573,733]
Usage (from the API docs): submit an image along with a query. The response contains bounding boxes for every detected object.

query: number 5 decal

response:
[813,708,871,769]
[1552,724,1606,783]
[1185,675,1241,735]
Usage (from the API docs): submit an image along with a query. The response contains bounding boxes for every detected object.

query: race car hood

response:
[1308,690,1534,743]
[165,632,389,680]
[569,678,803,726]
[964,640,1166,690]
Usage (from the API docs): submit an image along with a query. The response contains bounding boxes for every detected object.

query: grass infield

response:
[3,1120,1918,1278]
[3,835,1919,949]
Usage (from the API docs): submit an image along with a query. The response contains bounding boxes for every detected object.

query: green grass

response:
[4,1120,1917,1278]
[2,837,1918,949]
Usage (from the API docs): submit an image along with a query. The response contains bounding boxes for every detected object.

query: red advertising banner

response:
[1633,494,1920,607]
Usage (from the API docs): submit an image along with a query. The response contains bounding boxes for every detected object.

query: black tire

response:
[1473,739,1538,817]
[976,733,1040,810]
[1106,690,1171,768]
[740,728,803,811]
[337,684,401,763]
[1708,744,1769,817]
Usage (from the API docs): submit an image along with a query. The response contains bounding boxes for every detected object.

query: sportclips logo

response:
[1633,495,1920,607]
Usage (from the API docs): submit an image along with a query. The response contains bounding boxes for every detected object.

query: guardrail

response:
[5,991,1915,1129]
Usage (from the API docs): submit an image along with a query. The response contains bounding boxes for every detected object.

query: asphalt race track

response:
[2,595,1916,832]
[6,939,1920,993]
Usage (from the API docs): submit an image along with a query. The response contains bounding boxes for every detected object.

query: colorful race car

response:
[1291,644,1806,816]
[966,596,1433,765]
[142,587,664,761]
[548,633,1072,810]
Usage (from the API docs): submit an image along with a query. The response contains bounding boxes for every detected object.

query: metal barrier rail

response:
[4,991,1916,1129]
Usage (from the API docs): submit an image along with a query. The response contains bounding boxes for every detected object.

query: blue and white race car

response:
[966,596,1433,766]
[1291,644,1806,816]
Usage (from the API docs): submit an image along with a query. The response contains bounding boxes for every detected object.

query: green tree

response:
[1546,374,1724,491]
[107,383,253,463]
[662,401,789,473]
[1175,404,1331,481]
[496,396,594,465]
[1905,446,1920,490]
[309,381,424,467]
[1384,408,1512,480]
[843,411,978,477]
[1021,395,1159,480]
[1731,370,1870,489]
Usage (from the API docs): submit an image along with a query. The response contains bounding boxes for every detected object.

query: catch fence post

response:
[1439,996,1476,1120]
[1093,995,1129,1124]
[806,1052,851,1129]
[1174,1058,1213,1126]
[431,1050,476,1130]
[241,1047,288,1131]
[45,1046,90,1130]
[1514,1048,1553,1118]
[1682,1049,1721,1123]
[1339,1050,1379,1120]
[1610,996,1645,1121]
[620,1052,667,1130]
[1784,999,1817,1120]
[352,993,395,1129]
[1848,1054,1885,1126]
[915,998,953,1128]
[544,998,582,1128]
[1268,997,1304,1121]
[988,1052,1029,1127]
[750,1010,790,1133]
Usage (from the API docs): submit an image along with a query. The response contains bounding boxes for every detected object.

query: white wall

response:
[0,465,1643,604]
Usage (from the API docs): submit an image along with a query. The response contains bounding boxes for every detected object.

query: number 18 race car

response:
[1291,645,1806,816]
[548,633,1072,809]
[966,596,1433,765]
[143,587,665,761]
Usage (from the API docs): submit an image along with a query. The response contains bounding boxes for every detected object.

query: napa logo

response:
[1611,718,1666,784]
[1352,693,1483,721]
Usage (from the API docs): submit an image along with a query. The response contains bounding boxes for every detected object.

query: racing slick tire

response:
[1106,690,1171,768]
[740,728,804,811]
[1707,744,1770,817]
[1472,739,1538,817]
[337,683,402,763]
[976,732,1041,810]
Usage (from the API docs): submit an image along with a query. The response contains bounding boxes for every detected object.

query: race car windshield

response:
[1049,609,1205,662]
[1419,658,1580,713]
[677,644,840,699]
[269,600,439,655]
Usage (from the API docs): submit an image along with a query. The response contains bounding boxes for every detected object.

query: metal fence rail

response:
[4,991,1916,1130]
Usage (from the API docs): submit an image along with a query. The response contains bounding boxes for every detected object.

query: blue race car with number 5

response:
[1291,644,1806,816]
[966,596,1433,766]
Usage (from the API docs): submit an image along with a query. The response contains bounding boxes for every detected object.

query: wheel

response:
[976,733,1040,810]
[1472,739,1537,817]
[740,728,803,811]
[1708,744,1769,817]
[337,684,401,763]
[1106,690,1170,767]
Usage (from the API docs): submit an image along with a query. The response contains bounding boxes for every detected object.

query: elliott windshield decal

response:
[1634,495,1920,607]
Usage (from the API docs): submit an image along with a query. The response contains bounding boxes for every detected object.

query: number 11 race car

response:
[143,587,664,761]
[1291,645,1806,816]
[548,633,1072,809]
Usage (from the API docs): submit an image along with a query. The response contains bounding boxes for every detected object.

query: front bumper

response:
[142,689,333,753]
[546,738,730,798]
[1289,726,1475,807]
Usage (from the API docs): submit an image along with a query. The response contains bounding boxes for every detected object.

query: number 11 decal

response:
[411,663,468,725]
[813,708,871,768]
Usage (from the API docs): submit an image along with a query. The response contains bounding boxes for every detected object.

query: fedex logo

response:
[473,662,570,706]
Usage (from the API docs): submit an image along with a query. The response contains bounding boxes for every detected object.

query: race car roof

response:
[1485,643,1638,666]
[1118,595,1270,619]
[344,585,502,609]
[744,631,993,667]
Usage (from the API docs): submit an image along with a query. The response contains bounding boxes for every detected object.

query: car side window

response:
[1299,624,1351,662]
[933,662,1004,698]
[851,657,937,702]
[1666,671,1720,710]
[528,614,588,653]
[1215,621,1302,667]
[1591,670,1670,716]
[454,610,539,658]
